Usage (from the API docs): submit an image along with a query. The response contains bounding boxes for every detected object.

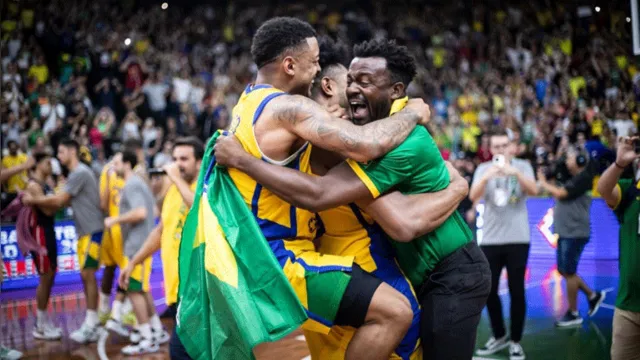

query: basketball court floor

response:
[0,256,618,360]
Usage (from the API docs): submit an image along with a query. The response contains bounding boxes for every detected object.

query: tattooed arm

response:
[269,95,429,163]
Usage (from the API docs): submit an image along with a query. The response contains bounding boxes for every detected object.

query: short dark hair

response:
[489,128,509,138]
[60,138,80,154]
[312,36,350,97]
[123,138,143,151]
[122,149,138,170]
[173,136,205,160]
[33,152,51,168]
[251,17,316,69]
[7,139,18,147]
[353,39,417,87]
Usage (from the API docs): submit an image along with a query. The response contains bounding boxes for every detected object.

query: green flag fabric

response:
[176,131,308,359]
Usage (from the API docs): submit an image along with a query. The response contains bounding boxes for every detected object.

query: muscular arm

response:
[165,173,195,209]
[112,207,148,225]
[234,154,371,212]
[272,95,420,163]
[28,192,71,210]
[597,163,624,208]
[361,174,469,242]
[25,183,57,216]
[0,161,32,183]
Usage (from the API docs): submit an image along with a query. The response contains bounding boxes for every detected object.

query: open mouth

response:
[349,99,369,119]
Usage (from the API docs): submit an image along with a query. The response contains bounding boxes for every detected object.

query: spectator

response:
[2,140,29,196]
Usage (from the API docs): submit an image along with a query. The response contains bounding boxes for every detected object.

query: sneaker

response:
[122,311,137,326]
[588,291,606,317]
[476,334,510,355]
[153,328,170,344]
[32,324,62,341]
[129,329,141,344]
[98,310,111,325]
[121,338,159,355]
[555,310,583,327]
[0,345,23,360]
[69,323,101,344]
[105,319,130,337]
[509,342,525,360]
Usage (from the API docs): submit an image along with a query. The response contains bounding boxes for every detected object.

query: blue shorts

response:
[556,237,589,275]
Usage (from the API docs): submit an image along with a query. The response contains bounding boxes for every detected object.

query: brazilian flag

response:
[177,131,308,359]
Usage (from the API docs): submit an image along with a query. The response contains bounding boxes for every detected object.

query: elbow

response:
[348,151,375,164]
[387,219,420,242]
[292,197,326,213]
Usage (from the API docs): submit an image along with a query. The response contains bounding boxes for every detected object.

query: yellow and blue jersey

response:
[307,203,422,360]
[227,84,354,334]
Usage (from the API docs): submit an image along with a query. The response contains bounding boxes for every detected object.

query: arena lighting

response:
[595,6,601,12]
[628,17,632,22]
[161,2,168,10]
[632,0,640,54]
[124,38,131,46]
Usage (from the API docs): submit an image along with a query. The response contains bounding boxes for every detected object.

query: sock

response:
[139,323,152,341]
[571,310,579,316]
[36,309,47,327]
[99,292,111,313]
[122,298,133,314]
[111,300,123,322]
[85,310,99,327]
[150,314,162,332]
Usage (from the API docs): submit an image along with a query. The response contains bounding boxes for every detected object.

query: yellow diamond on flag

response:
[197,194,239,288]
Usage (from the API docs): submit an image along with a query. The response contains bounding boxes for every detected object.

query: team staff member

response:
[118,137,203,358]
[23,139,105,344]
[597,136,640,360]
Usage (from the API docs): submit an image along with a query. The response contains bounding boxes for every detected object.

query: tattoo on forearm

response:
[273,95,418,156]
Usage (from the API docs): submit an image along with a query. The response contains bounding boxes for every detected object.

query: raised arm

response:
[269,95,429,163]
[598,136,639,208]
[0,157,35,183]
[24,182,58,217]
[214,134,371,212]
[360,163,469,242]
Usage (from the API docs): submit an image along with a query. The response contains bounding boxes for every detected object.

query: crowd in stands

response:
[2,0,639,219]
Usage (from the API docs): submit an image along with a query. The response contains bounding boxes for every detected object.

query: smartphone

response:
[492,154,505,168]
[148,168,166,176]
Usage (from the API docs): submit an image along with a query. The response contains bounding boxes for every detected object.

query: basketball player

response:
[117,137,203,358]
[195,17,430,360]
[23,153,62,340]
[214,38,491,360]
[104,150,164,355]
[23,139,105,344]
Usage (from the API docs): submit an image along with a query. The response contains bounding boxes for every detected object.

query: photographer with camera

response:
[470,129,538,360]
[596,136,640,360]
[538,147,606,328]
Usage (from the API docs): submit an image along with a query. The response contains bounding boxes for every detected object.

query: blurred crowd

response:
[1,0,638,215]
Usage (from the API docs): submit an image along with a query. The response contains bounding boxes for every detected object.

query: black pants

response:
[481,244,530,342]
[419,242,491,360]
[169,326,192,360]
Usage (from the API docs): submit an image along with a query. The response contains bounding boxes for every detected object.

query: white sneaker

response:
[509,342,526,360]
[153,328,170,344]
[476,334,510,356]
[105,319,130,337]
[0,345,23,360]
[121,338,159,355]
[32,324,62,341]
[129,329,141,344]
[69,323,101,344]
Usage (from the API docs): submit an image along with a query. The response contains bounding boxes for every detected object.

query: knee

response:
[374,292,413,331]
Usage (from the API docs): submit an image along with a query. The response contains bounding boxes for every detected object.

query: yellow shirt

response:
[28,65,49,84]
[99,167,125,216]
[461,110,479,126]
[569,76,586,98]
[2,154,28,193]
[161,182,197,305]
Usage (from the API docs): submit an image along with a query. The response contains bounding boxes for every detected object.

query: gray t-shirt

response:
[472,158,535,246]
[554,170,593,239]
[64,163,104,236]
[119,175,156,257]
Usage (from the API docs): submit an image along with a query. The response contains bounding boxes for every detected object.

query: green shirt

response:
[613,179,640,312]
[347,126,473,288]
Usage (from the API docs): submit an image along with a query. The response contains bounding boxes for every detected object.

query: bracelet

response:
[615,161,626,169]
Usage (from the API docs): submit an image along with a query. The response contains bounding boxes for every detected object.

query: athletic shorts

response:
[557,237,589,275]
[101,225,124,267]
[269,239,382,334]
[30,224,58,275]
[122,256,152,293]
[77,231,103,270]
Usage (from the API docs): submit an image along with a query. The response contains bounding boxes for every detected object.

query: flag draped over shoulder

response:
[176,131,308,360]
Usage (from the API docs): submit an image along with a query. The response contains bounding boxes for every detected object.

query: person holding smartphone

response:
[470,129,538,360]
[596,136,640,360]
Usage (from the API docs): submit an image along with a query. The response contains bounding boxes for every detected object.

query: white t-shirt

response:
[143,83,169,111]
[172,77,192,104]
